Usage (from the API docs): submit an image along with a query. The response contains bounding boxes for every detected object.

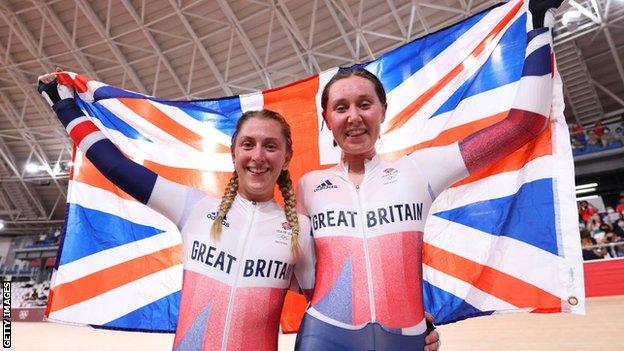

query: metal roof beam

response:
[323,0,357,60]
[75,0,148,94]
[384,0,407,38]
[568,0,600,24]
[0,122,47,218]
[0,189,17,222]
[31,0,100,78]
[167,0,233,96]
[419,2,465,15]
[0,43,69,202]
[216,0,271,88]
[591,0,624,98]
[271,3,315,74]
[0,8,52,72]
[334,0,374,60]
[273,0,321,73]
[591,79,624,108]
[413,2,431,35]
[119,0,190,98]
[0,92,67,200]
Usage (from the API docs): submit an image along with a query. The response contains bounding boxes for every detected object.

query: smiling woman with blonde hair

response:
[38,73,314,351]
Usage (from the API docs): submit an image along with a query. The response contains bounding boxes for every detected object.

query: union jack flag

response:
[46,0,583,332]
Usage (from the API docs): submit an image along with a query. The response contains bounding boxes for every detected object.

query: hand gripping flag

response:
[46,0,584,332]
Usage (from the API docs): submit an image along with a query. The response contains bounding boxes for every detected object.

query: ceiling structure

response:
[0,0,622,235]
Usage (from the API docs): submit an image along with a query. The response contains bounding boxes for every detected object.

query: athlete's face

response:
[232,118,291,202]
[324,76,386,157]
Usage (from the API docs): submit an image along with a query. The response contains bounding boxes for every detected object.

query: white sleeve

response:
[293,214,316,294]
[147,176,209,229]
[406,142,469,199]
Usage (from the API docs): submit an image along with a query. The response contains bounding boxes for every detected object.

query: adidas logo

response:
[314,180,338,192]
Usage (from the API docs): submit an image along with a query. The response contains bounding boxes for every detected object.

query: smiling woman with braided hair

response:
[37,72,314,351]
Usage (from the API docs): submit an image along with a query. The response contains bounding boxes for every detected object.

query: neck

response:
[237,191,273,203]
[342,149,376,174]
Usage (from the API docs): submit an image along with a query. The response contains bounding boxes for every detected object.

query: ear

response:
[380,103,387,123]
[323,111,332,130]
[282,151,292,170]
[231,146,237,164]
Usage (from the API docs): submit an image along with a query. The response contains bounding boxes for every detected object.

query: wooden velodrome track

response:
[9,296,623,351]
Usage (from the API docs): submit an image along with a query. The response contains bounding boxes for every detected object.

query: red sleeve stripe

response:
[68,120,101,147]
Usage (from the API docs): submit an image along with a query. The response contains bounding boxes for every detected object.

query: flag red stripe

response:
[118,98,205,152]
[383,0,524,134]
[423,243,562,310]
[263,75,322,184]
[49,244,182,313]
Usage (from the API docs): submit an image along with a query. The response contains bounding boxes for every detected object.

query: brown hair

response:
[210,110,302,256]
[320,68,387,113]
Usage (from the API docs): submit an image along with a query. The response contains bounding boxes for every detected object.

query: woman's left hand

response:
[424,312,440,351]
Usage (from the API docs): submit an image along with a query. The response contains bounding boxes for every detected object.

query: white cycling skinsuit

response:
[295,26,554,351]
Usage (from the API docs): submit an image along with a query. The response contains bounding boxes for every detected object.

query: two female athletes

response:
[37,73,439,350]
[38,1,560,348]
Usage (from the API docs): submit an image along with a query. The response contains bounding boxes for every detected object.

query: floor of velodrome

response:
[10,295,624,350]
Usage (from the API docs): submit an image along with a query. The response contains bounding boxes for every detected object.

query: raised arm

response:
[38,74,204,228]
[459,26,553,174]
[408,3,561,198]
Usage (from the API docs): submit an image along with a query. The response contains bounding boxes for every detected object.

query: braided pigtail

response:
[210,173,239,241]
[277,170,302,257]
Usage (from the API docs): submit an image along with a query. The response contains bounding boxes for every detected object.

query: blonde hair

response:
[210,110,301,256]
[209,173,238,240]
[277,169,301,257]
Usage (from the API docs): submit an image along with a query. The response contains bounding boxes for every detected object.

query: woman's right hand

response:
[37,72,57,84]
[37,69,72,106]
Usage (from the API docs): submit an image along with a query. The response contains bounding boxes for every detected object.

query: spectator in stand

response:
[593,120,605,138]
[616,198,624,214]
[581,230,606,260]
[569,123,585,141]
[586,214,604,238]
[579,200,598,222]
[604,206,622,226]
[601,127,623,148]
[586,130,603,150]
[615,126,624,140]
[614,218,624,238]
[52,229,61,244]
[571,137,585,153]
[603,229,622,258]
[590,220,610,241]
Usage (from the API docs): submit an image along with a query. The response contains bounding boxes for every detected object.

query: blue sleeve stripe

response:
[85,140,158,204]
[53,99,85,128]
